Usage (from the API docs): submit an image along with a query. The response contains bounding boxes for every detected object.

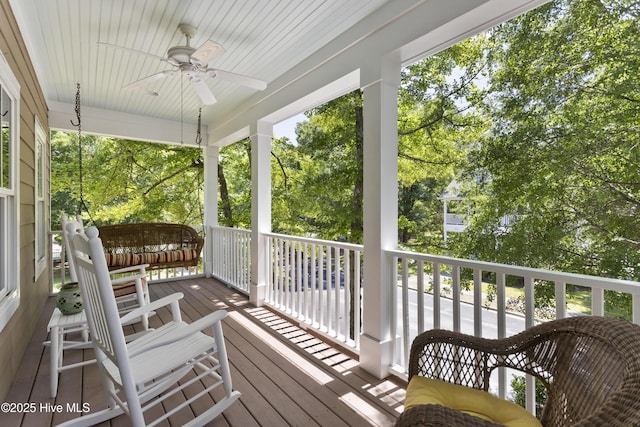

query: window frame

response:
[0,50,21,332]
[34,116,47,278]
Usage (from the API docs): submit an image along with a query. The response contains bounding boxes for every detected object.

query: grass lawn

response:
[480,283,629,317]
[480,282,592,315]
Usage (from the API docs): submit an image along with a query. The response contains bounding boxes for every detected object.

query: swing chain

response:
[70,83,93,223]
[195,107,203,149]
[195,108,206,237]
[70,83,80,128]
[71,83,84,216]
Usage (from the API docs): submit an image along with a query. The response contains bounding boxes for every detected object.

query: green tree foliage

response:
[218,138,252,228]
[454,0,640,284]
[51,131,82,226]
[511,375,547,419]
[290,91,364,242]
[398,37,490,250]
[51,131,203,228]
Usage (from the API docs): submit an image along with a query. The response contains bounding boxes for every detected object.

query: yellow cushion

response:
[405,376,542,427]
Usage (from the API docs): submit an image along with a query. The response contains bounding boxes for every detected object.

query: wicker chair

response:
[396,316,640,426]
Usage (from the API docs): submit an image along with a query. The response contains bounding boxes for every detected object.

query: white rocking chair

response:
[61,214,152,329]
[59,225,241,427]
[45,217,155,399]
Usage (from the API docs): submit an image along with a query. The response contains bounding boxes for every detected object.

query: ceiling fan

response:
[99,23,267,105]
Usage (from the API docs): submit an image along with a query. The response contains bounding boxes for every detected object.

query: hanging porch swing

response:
[68,84,205,272]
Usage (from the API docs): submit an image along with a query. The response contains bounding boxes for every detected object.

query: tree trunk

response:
[218,163,233,226]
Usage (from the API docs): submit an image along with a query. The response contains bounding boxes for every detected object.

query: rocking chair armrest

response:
[119,293,184,325]
[111,273,147,287]
[180,309,228,335]
[128,310,228,357]
[109,264,150,275]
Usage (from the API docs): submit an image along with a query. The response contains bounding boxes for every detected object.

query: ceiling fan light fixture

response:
[181,63,197,77]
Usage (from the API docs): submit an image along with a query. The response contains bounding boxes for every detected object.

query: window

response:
[35,117,47,278]
[0,51,20,332]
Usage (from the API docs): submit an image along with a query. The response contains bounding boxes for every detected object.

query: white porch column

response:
[203,145,219,276]
[250,120,273,306]
[359,54,400,378]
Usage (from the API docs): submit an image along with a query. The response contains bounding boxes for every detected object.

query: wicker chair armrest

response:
[194,235,204,254]
[407,327,553,390]
[408,329,504,390]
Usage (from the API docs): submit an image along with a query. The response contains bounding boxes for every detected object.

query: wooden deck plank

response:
[163,282,325,426]
[5,297,55,427]
[0,278,402,427]
[183,278,404,424]
[184,279,400,426]
[241,305,403,425]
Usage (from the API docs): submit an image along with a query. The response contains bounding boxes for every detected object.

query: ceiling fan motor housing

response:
[167,46,196,66]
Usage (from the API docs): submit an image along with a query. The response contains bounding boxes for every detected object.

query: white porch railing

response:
[388,248,640,410]
[186,226,640,413]
[264,232,364,350]
[209,226,251,293]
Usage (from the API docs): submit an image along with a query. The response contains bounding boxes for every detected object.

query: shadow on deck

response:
[2,277,404,426]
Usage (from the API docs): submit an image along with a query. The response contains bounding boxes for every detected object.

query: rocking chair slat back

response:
[69,226,122,361]
[69,225,143,422]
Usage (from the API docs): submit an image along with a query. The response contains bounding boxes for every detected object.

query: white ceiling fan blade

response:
[123,70,175,90]
[98,41,167,63]
[190,77,217,105]
[207,69,267,91]
[191,40,226,66]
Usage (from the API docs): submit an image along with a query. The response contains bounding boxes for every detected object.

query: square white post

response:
[359,54,401,378]
[250,121,273,306]
[203,145,219,276]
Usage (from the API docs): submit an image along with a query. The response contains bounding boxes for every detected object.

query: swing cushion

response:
[106,252,159,267]
[404,376,541,427]
[105,249,199,268]
[156,249,198,264]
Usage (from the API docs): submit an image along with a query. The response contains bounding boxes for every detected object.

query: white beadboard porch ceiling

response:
[9,0,388,127]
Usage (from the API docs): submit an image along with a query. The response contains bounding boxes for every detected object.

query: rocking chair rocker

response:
[59,225,240,427]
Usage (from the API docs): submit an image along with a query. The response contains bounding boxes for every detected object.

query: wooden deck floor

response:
[1,277,404,426]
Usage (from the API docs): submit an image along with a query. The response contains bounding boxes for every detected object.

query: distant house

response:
[439,179,519,241]
[439,180,467,241]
